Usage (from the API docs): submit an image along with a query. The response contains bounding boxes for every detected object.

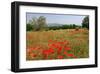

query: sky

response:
[26,13,87,26]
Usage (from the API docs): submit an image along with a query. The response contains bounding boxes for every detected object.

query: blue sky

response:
[26,13,87,25]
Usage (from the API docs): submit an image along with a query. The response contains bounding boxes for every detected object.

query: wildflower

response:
[63,51,68,55]
[57,46,62,54]
[57,55,63,59]
[48,48,54,54]
[67,54,74,57]
[64,47,71,50]
[30,53,37,58]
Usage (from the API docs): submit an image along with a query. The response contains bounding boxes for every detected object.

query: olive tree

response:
[37,16,47,31]
[27,16,47,31]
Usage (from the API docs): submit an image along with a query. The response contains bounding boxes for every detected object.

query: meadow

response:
[26,29,89,60]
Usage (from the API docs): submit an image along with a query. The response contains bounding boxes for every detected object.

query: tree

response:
[27,16,47,31]
[82,16,89,29]
[37,16,47,31]
[32,17,38,31]
[72,24,76,29]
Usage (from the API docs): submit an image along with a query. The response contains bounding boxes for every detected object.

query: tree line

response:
[27,16,89,31]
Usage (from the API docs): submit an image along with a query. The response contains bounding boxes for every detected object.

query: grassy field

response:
[26,29,89,60]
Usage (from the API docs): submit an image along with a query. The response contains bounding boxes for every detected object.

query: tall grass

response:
[26,29,89,60]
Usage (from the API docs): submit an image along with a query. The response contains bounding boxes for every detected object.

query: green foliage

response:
[82,16,89,29]
[26,24,33,31]
[48,24,81,30]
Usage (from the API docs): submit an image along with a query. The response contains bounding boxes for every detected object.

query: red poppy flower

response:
[67,54,74,57]
[42,48,54,56]
[48,48,54,54]
[42,50,49,56]
[57,46,62,54]
[63,51,68,55]
[57,55,63,59]
[64,47,71,50]
[30,53,37,58]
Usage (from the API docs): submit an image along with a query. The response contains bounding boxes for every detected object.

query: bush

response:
[75,27,79,31]
[26,24,33,31]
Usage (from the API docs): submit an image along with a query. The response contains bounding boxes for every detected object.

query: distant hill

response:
[47,23,64,27]
[47,23,81,27]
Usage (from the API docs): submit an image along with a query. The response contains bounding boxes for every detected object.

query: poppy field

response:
[26,29,89,60]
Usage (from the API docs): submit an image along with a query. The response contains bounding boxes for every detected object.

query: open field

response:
[26,29,89,60]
